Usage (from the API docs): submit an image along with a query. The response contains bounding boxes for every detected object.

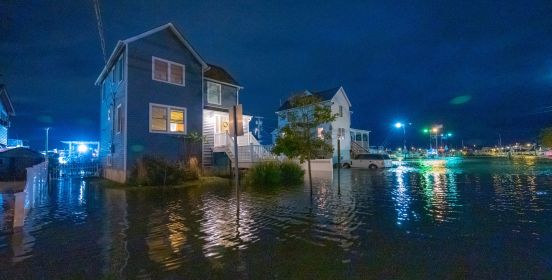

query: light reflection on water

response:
[1,158,552,278]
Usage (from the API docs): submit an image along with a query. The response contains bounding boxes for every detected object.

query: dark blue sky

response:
[1,1,551,149]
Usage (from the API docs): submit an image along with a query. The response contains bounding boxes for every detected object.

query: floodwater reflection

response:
[1,158,552,278]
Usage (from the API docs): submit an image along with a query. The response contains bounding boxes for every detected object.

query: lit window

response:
[152,57,185,86]
[149,103,186,134]
[317,127,324,139]
[207,82,221,105]
[170,109,185,132]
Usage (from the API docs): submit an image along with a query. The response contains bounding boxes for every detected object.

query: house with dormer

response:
[272,86,371,165]
[95,23,256,183]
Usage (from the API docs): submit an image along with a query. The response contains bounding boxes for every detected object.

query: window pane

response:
[207,82,221,104]
[153,59,168,81]
[170,64,183,84]
[151,106,167,131]
[169,110,184,132]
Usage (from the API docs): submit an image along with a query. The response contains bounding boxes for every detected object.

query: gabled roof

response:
[0,84,15,116]
[205,64,241,87]
[276,86,350,112]
[95,23,209,85]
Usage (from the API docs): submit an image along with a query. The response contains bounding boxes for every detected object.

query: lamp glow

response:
[77,144,88,153]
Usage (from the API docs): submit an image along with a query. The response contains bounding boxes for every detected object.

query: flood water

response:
[1,158,552,279]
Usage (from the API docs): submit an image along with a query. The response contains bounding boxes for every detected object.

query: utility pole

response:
[44,127,50,158]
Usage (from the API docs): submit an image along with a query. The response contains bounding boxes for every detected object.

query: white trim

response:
[148,103,188,135]
[206,81,222,105]
[151,56,186,86]
[335,86,352,107]
[204,77,243,89]
[122,23,208,69]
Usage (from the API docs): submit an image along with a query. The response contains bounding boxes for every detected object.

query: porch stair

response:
[351,140,370,158]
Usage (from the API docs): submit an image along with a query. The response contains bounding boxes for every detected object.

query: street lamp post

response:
[44,127,50,159]
[395,122,407,156]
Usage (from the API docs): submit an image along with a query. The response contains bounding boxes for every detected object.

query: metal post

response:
[233,107,240,216]
[402,126,406,157]
[337,137,341,195]
[45,127,50,158]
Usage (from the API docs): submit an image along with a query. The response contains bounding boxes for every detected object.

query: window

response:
[338,128,346,138]
[317,127,324,139]
[149,103,186,134]
[207,82,222,105]
[115,57,124,83]
[116,104,123,134]
[152,57,185,86]
[151,106,167,131]
[339,105,343,117]
[169,109,184,132]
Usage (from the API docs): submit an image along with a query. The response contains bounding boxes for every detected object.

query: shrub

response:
[245,160,304,187]
[279,160,305,185]
[129,155,198,186]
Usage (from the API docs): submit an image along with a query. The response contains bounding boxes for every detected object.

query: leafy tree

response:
[539,127,552,148]
[272,95,336,191]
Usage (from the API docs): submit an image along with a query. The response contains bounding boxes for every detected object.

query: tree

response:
[539,127,552,148]
[272,95,336,191]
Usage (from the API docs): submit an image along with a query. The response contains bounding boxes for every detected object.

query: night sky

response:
[1,1,551,150]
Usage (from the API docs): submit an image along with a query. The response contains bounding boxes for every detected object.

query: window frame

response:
[148,103,187,135]
[151,56,185,86]
[206,81,222,105]
[116,104,123,134]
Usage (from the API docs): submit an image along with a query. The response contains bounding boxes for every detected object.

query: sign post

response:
[229,105,244,216]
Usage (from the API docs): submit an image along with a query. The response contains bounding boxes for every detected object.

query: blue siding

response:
[99,52,127,174]
[126,29,204,173]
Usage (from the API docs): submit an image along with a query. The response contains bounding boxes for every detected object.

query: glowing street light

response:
[394,122,407,154]
[77,144,88,153]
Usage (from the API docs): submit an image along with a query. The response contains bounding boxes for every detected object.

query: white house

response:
[272,86,371,165]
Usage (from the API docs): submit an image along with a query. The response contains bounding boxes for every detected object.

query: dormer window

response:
[152,57,185,86]
[207,81,221,105]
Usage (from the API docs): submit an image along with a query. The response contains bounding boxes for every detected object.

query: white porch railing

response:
[221,133,284,166]
[214,132,258,147]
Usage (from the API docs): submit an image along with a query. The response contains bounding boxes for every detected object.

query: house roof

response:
[205,64,240,87]
[0,84,15,116]
[276,86,349,112]
[95,23,210,85]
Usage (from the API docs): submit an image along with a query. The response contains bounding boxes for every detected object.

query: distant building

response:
[0,85,15,148]
[272,86,371,164]
[95,23,256,183]
[0,147,44,181]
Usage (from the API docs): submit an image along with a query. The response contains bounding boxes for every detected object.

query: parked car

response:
[349,153,393,169]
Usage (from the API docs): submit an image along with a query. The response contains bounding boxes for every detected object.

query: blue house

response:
[0,85,15,148]
[95,23,255,183]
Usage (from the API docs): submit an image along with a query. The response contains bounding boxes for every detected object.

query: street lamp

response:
[395,122,407,156]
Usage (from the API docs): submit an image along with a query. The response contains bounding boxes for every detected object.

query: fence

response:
[49,161,100,179]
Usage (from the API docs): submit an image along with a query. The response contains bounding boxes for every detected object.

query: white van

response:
[350,154,393,169]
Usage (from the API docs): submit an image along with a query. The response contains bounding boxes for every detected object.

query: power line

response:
[92,0,107,64]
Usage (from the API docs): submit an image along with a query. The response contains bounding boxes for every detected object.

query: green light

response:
[423,128,429,133]
[447,133,453,137]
